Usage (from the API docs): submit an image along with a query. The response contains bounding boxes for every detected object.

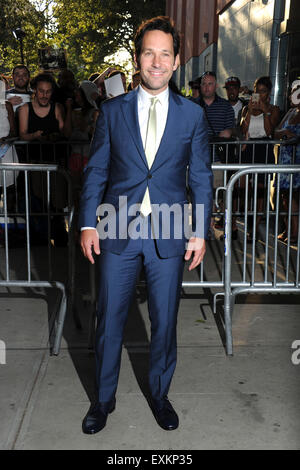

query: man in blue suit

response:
[79,16,213,434]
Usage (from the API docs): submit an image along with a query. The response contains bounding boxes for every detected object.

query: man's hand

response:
[32,130,44,140]
[279,129,296,139]
[80,229,100,264]
[7,96,22,107]
[184,237,206,271]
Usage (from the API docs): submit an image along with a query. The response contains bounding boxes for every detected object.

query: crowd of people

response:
[1,16,299,439]
[190,71,300,242]
[0,61,299,244]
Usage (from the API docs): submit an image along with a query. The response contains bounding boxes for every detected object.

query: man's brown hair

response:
[134,16,180,64]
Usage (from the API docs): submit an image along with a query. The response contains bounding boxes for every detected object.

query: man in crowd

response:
[189,76,201,100]
[79,15,213,435]
[18,73,67,245]
[18,73,64,144]
[194,72,235,236]
[195,71,235,140]
[224,76,248,135]
[6,65,32,112]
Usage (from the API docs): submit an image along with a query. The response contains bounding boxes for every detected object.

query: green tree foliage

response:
[53,0,166,78]
[0,0,50,75]
[0,0,166,79]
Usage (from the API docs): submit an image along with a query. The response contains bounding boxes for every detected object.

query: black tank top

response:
[27,102,62,163]
[28,102,60,135]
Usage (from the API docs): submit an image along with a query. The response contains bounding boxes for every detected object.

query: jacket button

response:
[148,174,152,179]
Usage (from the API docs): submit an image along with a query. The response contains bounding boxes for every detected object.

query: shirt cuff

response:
[81,227,97,231]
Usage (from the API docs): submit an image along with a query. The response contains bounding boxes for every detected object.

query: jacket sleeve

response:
[188,107,213,239]
[78,105,111,228]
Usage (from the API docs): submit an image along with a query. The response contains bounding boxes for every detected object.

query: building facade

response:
[166,0,300,110]
[166,0,219,91]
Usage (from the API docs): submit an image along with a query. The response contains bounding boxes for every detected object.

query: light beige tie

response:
[140,97,158,217]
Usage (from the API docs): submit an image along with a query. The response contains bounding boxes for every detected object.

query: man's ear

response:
[173,54,180,72]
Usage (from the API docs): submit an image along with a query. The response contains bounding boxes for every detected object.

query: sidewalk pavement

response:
[0,237,300,450]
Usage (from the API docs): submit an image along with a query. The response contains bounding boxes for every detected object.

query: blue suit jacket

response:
[78,88,213,258]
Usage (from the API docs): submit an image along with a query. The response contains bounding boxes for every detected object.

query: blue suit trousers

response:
[95,216,185,403]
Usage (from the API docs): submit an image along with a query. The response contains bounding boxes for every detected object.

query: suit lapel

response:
[121,89,148,168]
[121,88,183,170]
[151,90,182,171]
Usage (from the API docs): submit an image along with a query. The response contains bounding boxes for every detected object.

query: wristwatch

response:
[264,112,271,116]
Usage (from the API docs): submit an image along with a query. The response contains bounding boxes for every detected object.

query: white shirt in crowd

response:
[232,100,243,124]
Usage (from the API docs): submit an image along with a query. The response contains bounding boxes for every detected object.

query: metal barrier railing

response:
[183,138,299,288]
[0,163,76,355]
[223,165,300,355]
[3,138,299,355]
[85,139,299,350]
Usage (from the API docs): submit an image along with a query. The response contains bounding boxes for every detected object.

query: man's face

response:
[225,84,240,103]
[13,67,30,91]
[35,81,52,107]
[137,30,179,95]
[201,75,217,100]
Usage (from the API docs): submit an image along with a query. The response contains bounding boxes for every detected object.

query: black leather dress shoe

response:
[151,397,179,431]
[82,400,116,434]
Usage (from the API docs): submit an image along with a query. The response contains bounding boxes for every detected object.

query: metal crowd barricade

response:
[0,163,76,355]
[85,139,300,352]
[223,164,300,356]
[15,139,89,164]
[19,137,297,355]
[182,139,294,289]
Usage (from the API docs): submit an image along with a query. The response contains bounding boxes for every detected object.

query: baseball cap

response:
[224,76,241,88]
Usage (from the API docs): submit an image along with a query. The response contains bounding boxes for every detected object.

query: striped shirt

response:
[194,94,235,137]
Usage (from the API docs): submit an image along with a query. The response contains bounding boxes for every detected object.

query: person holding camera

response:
[241,76,280,143]
[240,76,280,240]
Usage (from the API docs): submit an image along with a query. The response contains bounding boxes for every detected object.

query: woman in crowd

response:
[275,80,300,244]
[240,76,280,240]
[0,76,18,197]
[0,76,18,244]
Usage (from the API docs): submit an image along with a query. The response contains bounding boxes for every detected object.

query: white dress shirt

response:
[82,85,170,231]
[137,84,169,153]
